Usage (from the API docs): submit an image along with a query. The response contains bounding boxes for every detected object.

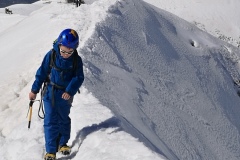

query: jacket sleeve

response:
[31,51,51,94]
[65,56,84,96]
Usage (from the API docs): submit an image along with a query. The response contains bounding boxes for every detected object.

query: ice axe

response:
[27,100,34,129]
[27,100,39,129]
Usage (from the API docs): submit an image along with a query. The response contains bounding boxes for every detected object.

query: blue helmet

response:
[58,29,79,49]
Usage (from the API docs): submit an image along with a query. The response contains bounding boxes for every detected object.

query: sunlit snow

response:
[0,0,240,160]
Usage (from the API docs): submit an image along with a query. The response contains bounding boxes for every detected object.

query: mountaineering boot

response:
[44,153,56,160]
[58,144,71,155]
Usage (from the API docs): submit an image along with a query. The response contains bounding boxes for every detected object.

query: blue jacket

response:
[31,42,84,97]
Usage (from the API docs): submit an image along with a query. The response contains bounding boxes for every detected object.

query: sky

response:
[0,0,240,160]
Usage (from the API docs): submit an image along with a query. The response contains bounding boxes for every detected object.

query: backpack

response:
[49,48,78,79]
[49,39,78,78]
[46,48,80,94]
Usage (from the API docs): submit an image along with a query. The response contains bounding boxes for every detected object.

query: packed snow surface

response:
[0,0,240,160]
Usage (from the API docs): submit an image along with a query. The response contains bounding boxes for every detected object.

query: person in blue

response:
[29,28,84,160]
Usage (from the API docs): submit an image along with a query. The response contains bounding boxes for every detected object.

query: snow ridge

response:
[82,0,240,159]
[1,0,240,160]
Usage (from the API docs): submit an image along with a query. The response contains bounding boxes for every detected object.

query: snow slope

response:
[82,0,240,159]
[0,0,240,160]
[0,0,165,160]
[143,0,240,47]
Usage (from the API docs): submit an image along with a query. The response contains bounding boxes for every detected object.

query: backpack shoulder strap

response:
[49,49,62,72]
[44,49,56,82]
[72,50,78,75]
[49,49,56,70]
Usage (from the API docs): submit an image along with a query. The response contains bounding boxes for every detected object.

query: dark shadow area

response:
[0,0,38,8]
[58,116,121,160]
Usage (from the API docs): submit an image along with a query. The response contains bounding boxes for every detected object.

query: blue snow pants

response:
[43,86,73,153]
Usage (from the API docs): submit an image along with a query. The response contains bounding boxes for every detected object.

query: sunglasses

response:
[60,48,74,55]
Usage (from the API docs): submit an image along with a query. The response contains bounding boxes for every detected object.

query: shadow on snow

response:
[58,116,121,160]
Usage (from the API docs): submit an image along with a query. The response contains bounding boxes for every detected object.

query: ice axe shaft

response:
[28,100,34,129]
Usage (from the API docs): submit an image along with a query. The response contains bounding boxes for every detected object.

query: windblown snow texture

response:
[82,0,240,160]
